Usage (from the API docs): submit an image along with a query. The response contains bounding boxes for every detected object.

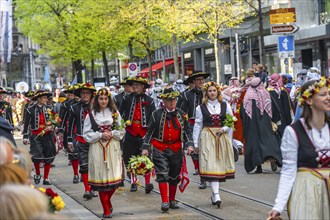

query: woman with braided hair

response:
[268,77,330,220]
[83,88,125,218]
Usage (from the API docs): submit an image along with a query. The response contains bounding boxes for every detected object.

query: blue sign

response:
[278,35,295,58]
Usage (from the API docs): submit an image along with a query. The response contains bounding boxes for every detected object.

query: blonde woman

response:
[193,81,235,207]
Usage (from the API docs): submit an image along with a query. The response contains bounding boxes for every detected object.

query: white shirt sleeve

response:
[193,105,203,148]
[272,126,298,213]
[83,114,102,143]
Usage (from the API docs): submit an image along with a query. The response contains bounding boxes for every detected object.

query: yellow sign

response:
[269,7,296,24]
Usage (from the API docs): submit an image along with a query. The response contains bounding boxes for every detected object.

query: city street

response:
[14,131,288,220]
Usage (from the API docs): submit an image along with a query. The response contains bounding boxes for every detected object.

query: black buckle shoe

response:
[90,190,98,197]
[73,175,79,184]
[102,213,112,218]
[51,163,55,168]
[211,194,222,207]
[169,200,179,209]
[145,183,154,194]
[193,170,199,175]
[83,191,92,200]
[34,175,41,184]
[161,202,169,212]
[130,184,137,192]
[199,182,207,189]
[255,165,263,173]
[43,179,52,185]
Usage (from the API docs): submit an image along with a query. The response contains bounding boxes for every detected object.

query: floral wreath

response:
[202,81,222,93]
[298,76,330,106]
[158,91,180,99]
[128,76,149,84]
[95,88,111,97]
[79,82,95,90]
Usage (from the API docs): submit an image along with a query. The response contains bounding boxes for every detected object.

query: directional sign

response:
[270,7,296,24]
[271,24,299,34]
[278,35,295,58]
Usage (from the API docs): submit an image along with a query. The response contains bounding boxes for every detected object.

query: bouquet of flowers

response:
[127,155,154,176]
[46,108,62,127]
[222,114,237,130]
[38,187,65,213]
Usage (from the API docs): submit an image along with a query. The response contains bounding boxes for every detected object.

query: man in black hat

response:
[57,85,81,180]
[22,90,56,185]
[142,88,194,212]
[67,83,97,200]
[179,71,210,189]
[0,87,13,126]
[119,76,156,193]
[113,77,133,109]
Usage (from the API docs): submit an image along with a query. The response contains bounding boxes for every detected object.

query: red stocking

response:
[158,182,169,203]
[144,172,151,185]
[81,173,90,192]
[43,163,51,179]
[192,159,199,171]
[99,192,110,215]
[106,189,116,210]
[34,162,41,175]
[71,160,79,175]
[169,184,177,201]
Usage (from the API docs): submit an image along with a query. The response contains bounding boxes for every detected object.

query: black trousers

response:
[122,132,143,166]
[153,148,182,185]
[30,133,56,164]
[77,141,89,174]
[68,135,79,161]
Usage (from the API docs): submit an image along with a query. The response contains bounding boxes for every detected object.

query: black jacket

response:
[67,101,90,143]
[180,88,203,119]
[58,98,78,133]
[0,100,13,125]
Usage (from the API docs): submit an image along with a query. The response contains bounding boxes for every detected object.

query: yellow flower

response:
[39,187,46,193]
[52,196,62,206]
[125,120,131,126]
[55,201,65,211]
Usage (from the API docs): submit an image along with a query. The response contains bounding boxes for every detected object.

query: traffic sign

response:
[271,24,299,34]
[269,7,296,24]
[128,62,138,76]
[278,35,295,58]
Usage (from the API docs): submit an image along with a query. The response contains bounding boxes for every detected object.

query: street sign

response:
[278,35,295,59]
[128,62,138,76]
[269,7,296,24]
[271,24,299,34]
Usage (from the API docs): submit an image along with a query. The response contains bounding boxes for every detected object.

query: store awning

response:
[140,59,175,74]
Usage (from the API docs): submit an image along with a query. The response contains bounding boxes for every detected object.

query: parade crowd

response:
[0,64,329,220]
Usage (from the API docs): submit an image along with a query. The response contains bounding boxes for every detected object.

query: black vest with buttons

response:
[200,102,227,127]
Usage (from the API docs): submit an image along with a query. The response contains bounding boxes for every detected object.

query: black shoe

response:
[169,200,179,209]
[68,161,72,166]
[34,175,41,184]
[73,175,79,184]
[199,182,207,189]
[43,179,52,185]
[193,170,199,175]
[102,214,112,218]
[130,184,137,192]
[270,160,278,172]
[90,190,98,197]
[161,202,169,212]
[211,193,222,208]
[145,183,154,194]
[233,147,239,162]
[118,181,124,187]
[51,163,55,168]
[83,191,92,200]
[255,165,263,173]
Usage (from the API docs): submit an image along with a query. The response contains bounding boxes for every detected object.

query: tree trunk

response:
[172,34,180,80]
[147,49,152,80]
[214,38,221,84]
[128,39,133,61]
[102,51,109,86]
[90,59,95,85]
[258,0,266,65]
[72,59,83,83]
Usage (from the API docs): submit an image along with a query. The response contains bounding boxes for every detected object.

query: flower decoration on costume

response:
[38,187,65,212]
[96,88,111,97]
[125,120,131,126]
[158,91,180,99]
[203,81,222,93]
[183,113,188,121]
[127,155,154,176]
[222,114,237,129]
[128,76,149,84]
[298,77,330,106]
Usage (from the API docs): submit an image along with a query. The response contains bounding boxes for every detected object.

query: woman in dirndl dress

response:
[83,88,125,218]
[193,81,235,208]
[268,77,330,220]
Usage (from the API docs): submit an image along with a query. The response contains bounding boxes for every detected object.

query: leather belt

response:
[132,120,141,124]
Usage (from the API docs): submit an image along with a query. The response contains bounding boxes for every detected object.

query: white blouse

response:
[272,118,330,213]
[193,100,233,147]
[83,108,125,143]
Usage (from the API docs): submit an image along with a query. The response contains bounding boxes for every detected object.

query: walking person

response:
[0,87,13,126]
[119,76,156,192]
[193,82,235,207]
[113,77,133,109]
[240,77,282,173]
[22,90,56,185]
[83,88,125,218]
[268,77,330,220]
[67,83,97,199]
[142,88,194,212]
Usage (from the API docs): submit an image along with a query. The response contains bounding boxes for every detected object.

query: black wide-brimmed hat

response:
[119,77,130,85]
[0,87,8,94]
[63,85,75,94]
[126,76,150,88]
[73,83,96,97]
[185,71,210,84]
[31,90,53,101]
[158,88,180,100]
